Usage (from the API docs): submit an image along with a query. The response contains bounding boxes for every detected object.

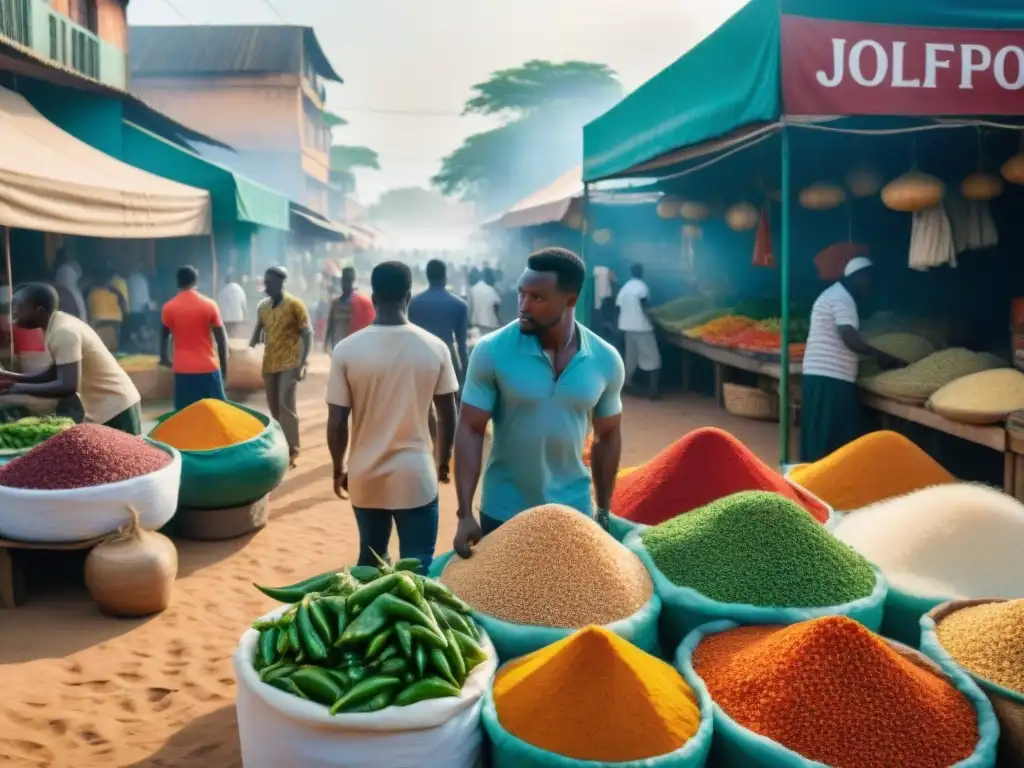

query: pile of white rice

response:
[833,483,1024,599]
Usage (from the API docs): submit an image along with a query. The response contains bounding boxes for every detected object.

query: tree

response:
[329,145,381,197]
[369,187,473,227]
[433,60,622,216]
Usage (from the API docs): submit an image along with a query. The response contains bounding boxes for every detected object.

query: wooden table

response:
[861,395,1016,494]
[0,535,106,609]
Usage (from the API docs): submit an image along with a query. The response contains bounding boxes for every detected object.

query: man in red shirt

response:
[323,266,375,352]
[161,266,229,411]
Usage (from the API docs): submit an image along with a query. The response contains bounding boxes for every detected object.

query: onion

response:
[799,183,846,211]
[725,202,760,231]
[85,505,178,618]
[881,172,945,213]
[960,172,1003,201]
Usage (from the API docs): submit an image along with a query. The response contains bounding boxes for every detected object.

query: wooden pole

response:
[209,233,218,295]
[4,227,12,366]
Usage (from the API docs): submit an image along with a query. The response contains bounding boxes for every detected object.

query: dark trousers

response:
[800,374,863,462]
[173,370,226,411]
[103,402,143,436]
[353,496,439,572]
[264,368,300,457]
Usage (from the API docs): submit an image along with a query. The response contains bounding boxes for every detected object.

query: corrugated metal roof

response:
[130,25,342,82]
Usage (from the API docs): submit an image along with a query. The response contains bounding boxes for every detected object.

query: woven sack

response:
[150,402,288,510]
[482,654,714,768]
[921,600,1024,767]
[624,530,886,652]
[679,619,999,768]
[429,549,662,663]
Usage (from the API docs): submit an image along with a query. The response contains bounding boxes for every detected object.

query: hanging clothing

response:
[752,204,774,267]
[909,206,956,271]
[945,196,998,255]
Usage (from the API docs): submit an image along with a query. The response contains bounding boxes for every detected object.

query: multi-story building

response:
[129,25,342,216]
[0,0,128,89]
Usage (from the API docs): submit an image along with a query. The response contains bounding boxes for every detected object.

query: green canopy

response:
[583,0,1024,182]
[122,122,291,231]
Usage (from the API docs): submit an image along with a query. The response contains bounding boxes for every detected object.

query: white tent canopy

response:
[0,86,211,238]
[487,166,583,230]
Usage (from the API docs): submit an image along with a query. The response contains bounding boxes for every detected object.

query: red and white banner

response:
[782,15,1024,116]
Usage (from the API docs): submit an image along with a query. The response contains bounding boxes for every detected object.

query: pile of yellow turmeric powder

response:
[790,431,954,510]
[151,399,264,451]
[493,626,701,761]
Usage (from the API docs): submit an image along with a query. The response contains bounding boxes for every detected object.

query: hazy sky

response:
[129,0,745,203]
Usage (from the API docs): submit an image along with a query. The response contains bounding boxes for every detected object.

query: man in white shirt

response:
[218,272,248,338]
[326,261,458,571]
[126,269,151,350]
[801,257,902,461]
[616,263,661,399]
[468,267,502,333]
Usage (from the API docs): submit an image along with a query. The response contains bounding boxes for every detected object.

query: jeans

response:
[353,496,439,572]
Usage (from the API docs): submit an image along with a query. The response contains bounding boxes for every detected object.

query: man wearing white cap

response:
[801,257,903,462]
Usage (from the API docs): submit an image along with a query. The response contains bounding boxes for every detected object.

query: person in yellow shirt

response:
[87,269,127,352]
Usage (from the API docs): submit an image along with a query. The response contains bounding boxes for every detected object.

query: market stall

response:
[582,0,1024,471]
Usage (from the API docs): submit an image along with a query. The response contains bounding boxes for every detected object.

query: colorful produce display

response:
[440,504,652,628]
[493,626,702,762]
[834,484,1024,599]
[151,399,265,451]
[789,431,954,510]
[641,490,875,607]
[654,307,730,335]
[928,367,1024,423]
[691,617,980,768]
[117,354,160,373]
[0,416,75,452]
[935,600,1024,694]
[0,425,171,490]
[859,347,1003,402]
[684,314,756,344]
[612,427,829,525]
[252,559,488,713]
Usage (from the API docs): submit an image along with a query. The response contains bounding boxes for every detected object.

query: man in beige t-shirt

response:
[326,261,458,571]
[0,284,142,434]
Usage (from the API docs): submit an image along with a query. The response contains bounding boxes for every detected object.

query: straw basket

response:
[923,599,1024,767]
[722,383,778,421]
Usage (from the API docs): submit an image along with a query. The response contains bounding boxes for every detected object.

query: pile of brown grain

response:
[440,504,653,628]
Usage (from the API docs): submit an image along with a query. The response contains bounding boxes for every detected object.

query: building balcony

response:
[0,0,128,90]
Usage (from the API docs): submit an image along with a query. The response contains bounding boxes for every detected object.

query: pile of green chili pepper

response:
[250,556,488,715]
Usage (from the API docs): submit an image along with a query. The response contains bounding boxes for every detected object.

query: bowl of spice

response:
[437,504,661,662]
[834,483,1024,647]
[0,424,180,543]
[611,428,830,542]
[627,490,885,648]
[149,399,289,510]
[484,625,712,766]
[921,599,1024,765]
[682,616,998,768]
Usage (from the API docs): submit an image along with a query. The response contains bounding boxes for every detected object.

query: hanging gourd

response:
[960,172,1003,201]
[682,224,703,239]
[725,202,760,231]
[846,168,883,198]
[656,195,682,219]
[679,201,710,221]
[591,228,612,245]
[881,171,945,212]
[1001,153,1024,185]
[564,212,583,230]
[799,182,846,211]
[84,506,178,617]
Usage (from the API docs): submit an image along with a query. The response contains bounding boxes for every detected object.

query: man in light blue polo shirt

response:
[452,247,625,558]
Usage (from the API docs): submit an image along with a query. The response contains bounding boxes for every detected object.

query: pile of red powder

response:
[611,427,829,525]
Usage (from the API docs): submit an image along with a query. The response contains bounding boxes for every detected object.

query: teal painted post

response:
[779,127,792,465]
[579,183,592,328]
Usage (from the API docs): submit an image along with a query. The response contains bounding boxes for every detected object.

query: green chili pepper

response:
[324,668,350,690]
[394,621,413,658]
[327,675,402,714]
[338,689,394,714]
[419,579,472,613]
[253,572,340,603]
[291,667,345,706]
[378,657,408,676]
[297,598,330,662]
[259,662,297,683]
[366,627,395,660]
[402,671,417,686]
[425,600,449,632]
[346,573,402,611]
[444,630,467,685]
[429,648,457,686]
[267,676,307,698]
[377,644,399,663]
[252,619,280,632]
[258,627,280,668]
[349,565,381,583]
[432,602,474,637]
[286,622,301,655]
[338,597,390,646]
[373,593,436,631]
[347,664,368,683]
[394,676,460,707]
[451,630,488,670]
[394,558,423,573]
[414,644,428,677]
[309,599,335,645]
[408,623,448,649]
[341,651,362,667]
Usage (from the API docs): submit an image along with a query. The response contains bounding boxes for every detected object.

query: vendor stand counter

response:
[861,395,1018,498]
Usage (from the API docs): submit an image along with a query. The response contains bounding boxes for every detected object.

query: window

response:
[303,103,330,154]
[68,0,98,34]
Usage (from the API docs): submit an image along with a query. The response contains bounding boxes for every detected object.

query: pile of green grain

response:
[641,490,876,607]
[859,348,1005,402]
[936,600,1024,694]
[440,503,653,628]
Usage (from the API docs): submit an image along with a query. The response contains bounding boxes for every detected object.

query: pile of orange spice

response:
[692,617,978,768]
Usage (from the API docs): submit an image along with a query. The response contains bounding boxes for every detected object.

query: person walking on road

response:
[324,266,375,352]
[452,247,625,558]
[218,271,248,339]
[468,266,502,334]
[327,261,458,570]
[161,266,229,411]
[251,266,312,467]
[409,259,469,388]
[0,283,142,433]
[616,263,662,400]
